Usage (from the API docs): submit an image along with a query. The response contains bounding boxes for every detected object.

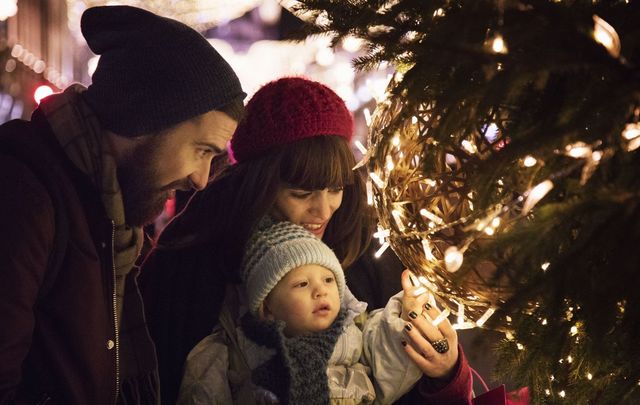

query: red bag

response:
[470,367,529,405]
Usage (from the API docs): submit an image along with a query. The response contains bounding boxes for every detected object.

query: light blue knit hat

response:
[242,219,346,315]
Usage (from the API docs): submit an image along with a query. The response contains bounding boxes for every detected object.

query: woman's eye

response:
[290,190,312,199]
[329,187,344,193]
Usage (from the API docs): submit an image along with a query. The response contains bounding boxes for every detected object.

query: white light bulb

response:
[593,15,620,58]
[444,246,464,272]
[523,155,537,167]
[522,180,554,214]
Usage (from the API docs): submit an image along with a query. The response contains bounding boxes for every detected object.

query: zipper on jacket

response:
[110,220,120,404]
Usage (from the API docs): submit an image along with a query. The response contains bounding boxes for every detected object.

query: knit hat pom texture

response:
[231,77,353,163]
[242,220,346,315]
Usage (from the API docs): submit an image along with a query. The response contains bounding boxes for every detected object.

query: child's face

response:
[262,264,340,337]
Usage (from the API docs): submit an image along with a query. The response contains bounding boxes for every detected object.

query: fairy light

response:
[420,208,444,225]
[386,155,395,171]
[565,142,592,158]
[545,389,551,396]
[570,325,578,336]
[411,116,418,124]
[476,307,496,327]
[541,262,550,271]
[484,226,495,235]
[373,227,390,243]
[623,123,640,151]
[433,8,444,17]
[444,246,464,272]
[559,390,566,398]
[461,140,477,154]
[355,140,368,155]
[491,33,508,54]
[363,108,372,126]
[431,308,450,326]
[392,209,405,231]
[516,342,525,350]
[366,179,374,206]
[593,15,621,58]
[456,300,465,325]
[522,180,554,214]
[541,318,548,325]
[374,241,390,258]
[523,155,538,167]
[422,239,436,261]
[392,135,401,147]
[622,123,640,140]
[587,372,593,380]
[491,217,501,227]
[567,355,573,363]
[369,172,385,188]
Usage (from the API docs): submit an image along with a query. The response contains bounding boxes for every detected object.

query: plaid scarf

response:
[38,85,158,403]
[38,84,142,324]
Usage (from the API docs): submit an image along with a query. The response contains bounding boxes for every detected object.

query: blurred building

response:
[0,0,73,121]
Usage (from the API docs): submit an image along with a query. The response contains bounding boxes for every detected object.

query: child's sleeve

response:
[362,291,423,403]
[176,331,234,405]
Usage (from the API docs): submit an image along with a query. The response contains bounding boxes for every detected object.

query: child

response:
[177,219,424,404]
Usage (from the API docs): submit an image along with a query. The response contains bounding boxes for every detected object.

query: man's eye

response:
[198,149,212,158]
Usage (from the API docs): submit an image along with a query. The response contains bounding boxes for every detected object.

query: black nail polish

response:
[405,323,413,331]
[424,303,432,311]
[409,311,418,319]
[401,340,407,347]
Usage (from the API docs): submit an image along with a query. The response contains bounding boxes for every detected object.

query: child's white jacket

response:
[177,287,421,405]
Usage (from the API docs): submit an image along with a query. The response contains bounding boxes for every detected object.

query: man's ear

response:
[258,302,274,320]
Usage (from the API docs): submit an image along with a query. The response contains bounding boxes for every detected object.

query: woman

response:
[140,77,472,404]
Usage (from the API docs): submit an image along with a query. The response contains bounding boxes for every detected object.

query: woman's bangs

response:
[280,136,355,190]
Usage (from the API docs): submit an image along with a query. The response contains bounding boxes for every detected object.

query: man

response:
[0,5,245,404]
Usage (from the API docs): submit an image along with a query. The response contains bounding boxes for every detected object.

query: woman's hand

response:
[400,270,459,379]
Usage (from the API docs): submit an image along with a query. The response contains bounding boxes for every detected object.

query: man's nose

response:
[188,163,211,191]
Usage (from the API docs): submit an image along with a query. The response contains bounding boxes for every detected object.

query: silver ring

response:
[430,338,449,354]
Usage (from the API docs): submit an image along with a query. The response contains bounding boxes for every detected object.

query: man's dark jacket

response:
[0,111,156,404]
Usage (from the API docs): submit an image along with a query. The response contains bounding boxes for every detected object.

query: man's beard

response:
[117,138,170,227]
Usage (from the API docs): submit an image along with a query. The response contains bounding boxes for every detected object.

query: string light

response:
[374,241,390,258]
[476,307,496,327]
[355,140,368,155]
[523,155,538,167]
[523,180,554,214]
[444,246,464,272]
[593,15,621,58]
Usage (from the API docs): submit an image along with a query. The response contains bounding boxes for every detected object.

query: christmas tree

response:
[291,0,640,403]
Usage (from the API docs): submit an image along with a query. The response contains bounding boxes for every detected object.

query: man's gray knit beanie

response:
[242,219,346,315]
[80,5,246,136]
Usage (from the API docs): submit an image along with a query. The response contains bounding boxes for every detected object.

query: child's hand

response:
[400,270,430,322]
[400,269,459,379]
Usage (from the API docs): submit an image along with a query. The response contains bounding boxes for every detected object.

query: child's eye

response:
[325,276,335,283]
[294,281,308,288]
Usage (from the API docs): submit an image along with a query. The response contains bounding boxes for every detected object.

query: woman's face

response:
[271,186,344,239]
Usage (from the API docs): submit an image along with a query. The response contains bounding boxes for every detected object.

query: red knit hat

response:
[230,77,354,163]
